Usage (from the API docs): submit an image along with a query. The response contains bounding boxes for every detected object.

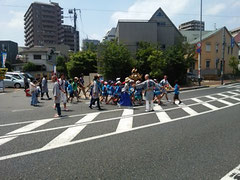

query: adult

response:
[78,73,88,99]
[89,75,102,110]
[136,74,159,112]
[41,74,51,100]
[52,75,61,118]
[59,74,68,111]
[24,75,29,92]
[160,75,172,102]
[30,80,38,106]
[119,78,132,107]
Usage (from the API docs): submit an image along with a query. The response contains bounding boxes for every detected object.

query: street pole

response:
[73,8,77,53]
[221,27,226,85]
[198,0,202,86]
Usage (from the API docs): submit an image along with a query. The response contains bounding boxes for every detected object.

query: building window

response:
[206,44,211,52]
[216,44,219,53]
[157,12,163,17]
[206,60,211,68]
[34,55,41,60]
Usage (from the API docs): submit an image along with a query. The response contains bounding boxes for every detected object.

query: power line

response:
[1,4,240,18]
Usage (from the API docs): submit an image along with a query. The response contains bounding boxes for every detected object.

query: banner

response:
[1,52,7,68]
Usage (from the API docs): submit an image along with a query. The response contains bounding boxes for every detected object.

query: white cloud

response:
[111,0,190,24]
[7,11,24,29]
[233,1,240,7]
[205,3,226,15]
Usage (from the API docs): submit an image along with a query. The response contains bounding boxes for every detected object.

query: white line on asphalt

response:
[217,99,234,106]
[227,91,239,95]
[0,101,240,161]
[154,105,172,123]
[218,93,230,98]
[0,119,54,146]
[205,95,218,100]
[221,164,240,180]
[1,93,240,140]
[191,98,219,110]
[230,96,240,101]
[43,113,99,148]
[116,109,134,132]
[0,93,6,96]
[178,104,198,116]
[12,109,33,112]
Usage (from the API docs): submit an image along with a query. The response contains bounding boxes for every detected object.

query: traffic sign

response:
[197,42,201,48]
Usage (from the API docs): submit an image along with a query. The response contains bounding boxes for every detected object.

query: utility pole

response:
[198,0,203,86]
[221,27,226,85]
[69,8,80,53]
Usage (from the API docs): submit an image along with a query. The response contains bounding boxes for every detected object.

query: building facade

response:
[103,28,116,42]
[231,27,240,59]
[24,2,63,47]
[182,27,239,79]
[0,41,18,64]
[179,20,205,31]
[115,8,183,53]
[62,25,79,51]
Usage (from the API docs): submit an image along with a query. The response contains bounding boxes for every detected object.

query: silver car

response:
[4,75,25,88]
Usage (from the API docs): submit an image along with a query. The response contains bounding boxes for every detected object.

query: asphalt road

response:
[0,83,240,179]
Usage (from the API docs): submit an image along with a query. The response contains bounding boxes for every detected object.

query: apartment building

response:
[24,2,63,47]
[62,25,79,51]
[179,20,205,31]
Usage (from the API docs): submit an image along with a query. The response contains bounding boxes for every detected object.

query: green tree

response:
[66,50,97,78]
[99,40,135,80]
[83,42,98,52]
[135,42,156,76]
[56,56,68,75]
[23,62,37,72]
[229,56,239,77]
[148,50,165,79]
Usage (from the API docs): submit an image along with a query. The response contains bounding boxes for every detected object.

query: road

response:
[0,83,240,179]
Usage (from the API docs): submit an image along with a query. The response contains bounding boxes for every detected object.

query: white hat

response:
[116,78,121,81]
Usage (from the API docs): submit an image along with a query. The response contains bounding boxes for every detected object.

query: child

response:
[173,80,182,105]
[67,80,74,103]
[114,81,122,104]
[106,82,115,104]
[101,82,108,102]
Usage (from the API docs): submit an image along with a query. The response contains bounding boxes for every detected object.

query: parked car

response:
[187,72,203,82]
[6,72,31,82]
[4,75,24,88]
[23,73,34,81]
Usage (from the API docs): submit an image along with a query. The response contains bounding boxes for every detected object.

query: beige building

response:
[182,27,239,79]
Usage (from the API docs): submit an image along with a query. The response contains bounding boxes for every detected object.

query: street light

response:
[198,0,202,86]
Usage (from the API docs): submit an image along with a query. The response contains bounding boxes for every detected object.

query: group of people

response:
[28,71,182,117]
[87,74,182,112]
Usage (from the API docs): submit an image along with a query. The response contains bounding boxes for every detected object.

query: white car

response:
[4,75,25,88]
[6,72,31,83]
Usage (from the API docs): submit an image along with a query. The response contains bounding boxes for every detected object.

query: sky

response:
[0,0,240,47]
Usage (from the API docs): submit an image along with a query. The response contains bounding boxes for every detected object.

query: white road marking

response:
[218,93,230,98]
[206,95,218,100]
[178,104,198,116]
[0,118,54,146]
[192,98,218,110]
[155,105,172,123]
[0,93,6,96]
[116,109,133,132]
[217,99,234,106]
[230,96,240,101]
[8,119,54,135]
[227,91,239,95]
[0,100,239,161]
[221,164,240,180]
[12,109,33,112]
[43,113,99,148]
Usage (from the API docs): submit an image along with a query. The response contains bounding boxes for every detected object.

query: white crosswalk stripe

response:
[178,104,198,116]
[43,113,99,148]
[116,109,134,132]
[154,105,171,123]
[217,99,234,106]
[191,98,218,110]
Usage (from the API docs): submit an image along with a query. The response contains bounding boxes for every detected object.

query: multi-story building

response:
[24,2,63,47]
[115,8,183,53]
[181,27,239,79]
[103,28,116,42]
[179,20,205,31]
[82,39,100,51]
[0,41,18,64]
[62,25,79,51]
[231,27,240,59]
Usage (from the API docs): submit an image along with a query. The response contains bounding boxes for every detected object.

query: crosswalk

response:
[0,89,240,161]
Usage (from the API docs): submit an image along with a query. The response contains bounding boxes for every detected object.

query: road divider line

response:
[116,109,133,132]
[0,137,16,146]
[0,101,240,161]
[221,164,240,180]
[155,105,171,123]
[12,109,33,112]
[43,113,99,148]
